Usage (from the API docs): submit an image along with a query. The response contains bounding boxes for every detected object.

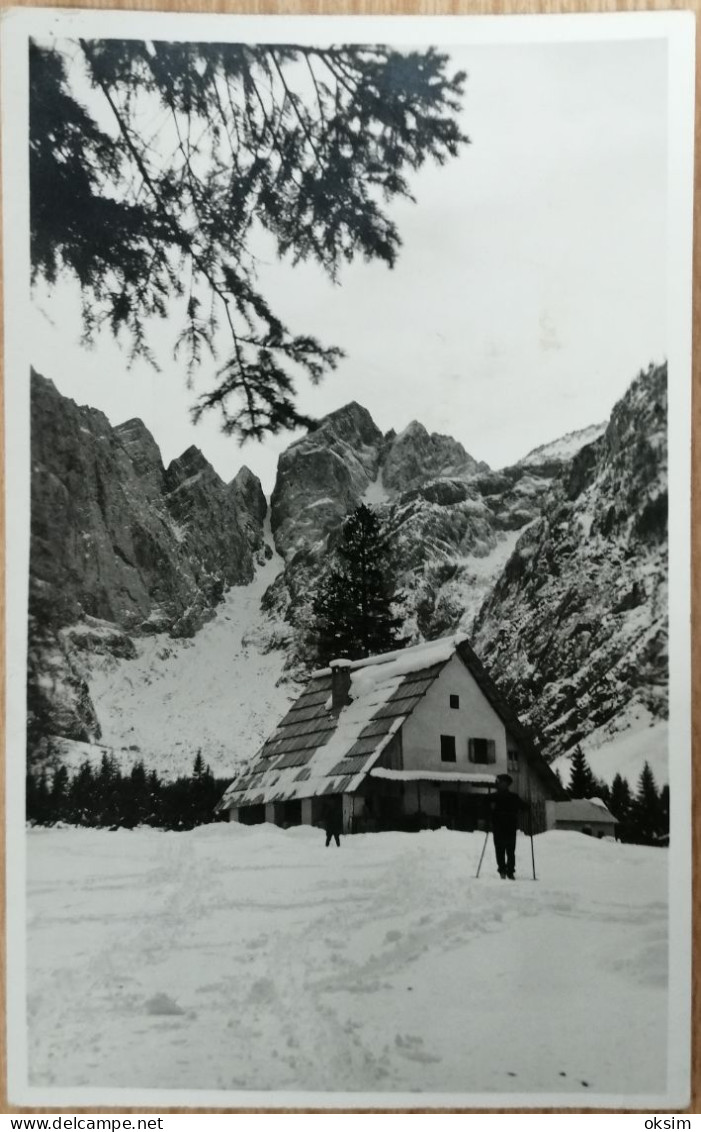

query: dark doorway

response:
[440,790,488,831]
[278,799,302,827]
[239,804,265,825]
[375,792,403,830]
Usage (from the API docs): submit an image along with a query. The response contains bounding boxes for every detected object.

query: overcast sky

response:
[31,37,667,495]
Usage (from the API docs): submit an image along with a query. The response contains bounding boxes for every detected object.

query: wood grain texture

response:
[1,0,697,1114]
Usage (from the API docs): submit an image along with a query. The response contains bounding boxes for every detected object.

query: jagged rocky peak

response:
[28,361,670,783]
[597,363,666,482]
[114,417,165,499]
[382,419,488,493]
[270,402,385,559]
[114,417,163,466]
[29,373,258,633]
[269,400,494,563]
[308,400,384,449]
[165,444,218,490]
[229,466,268,557]
[264,398,543,654]
[230,465,267,523]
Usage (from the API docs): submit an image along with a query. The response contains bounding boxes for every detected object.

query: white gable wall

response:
[401,654,509,776]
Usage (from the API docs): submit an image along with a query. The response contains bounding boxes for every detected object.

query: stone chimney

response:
[329,659,352,713]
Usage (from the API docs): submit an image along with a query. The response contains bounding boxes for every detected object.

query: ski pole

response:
[475,827,490,878]
[527,779,537,881]
[475,784,493,879]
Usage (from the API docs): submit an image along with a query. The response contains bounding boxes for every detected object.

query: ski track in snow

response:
[27,826,667,1098]
[85,535,295,778]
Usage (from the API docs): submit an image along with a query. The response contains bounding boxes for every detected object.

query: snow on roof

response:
[312,634,466,680]
[553,799,618,824]
[369,769,496,786]
[587,796,610,810]
[218,652,451,810]
[219,633,564,812]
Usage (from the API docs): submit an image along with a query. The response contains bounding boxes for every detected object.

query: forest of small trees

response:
[26,751,230,831]
[564,745,669,846]
[26,744,669,845]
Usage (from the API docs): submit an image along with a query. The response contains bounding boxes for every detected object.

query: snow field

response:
[517,422,607,467]
[26,825,667,1100]
[85,544,295,778]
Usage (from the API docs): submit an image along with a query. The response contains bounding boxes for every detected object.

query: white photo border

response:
[2,5,695,1110]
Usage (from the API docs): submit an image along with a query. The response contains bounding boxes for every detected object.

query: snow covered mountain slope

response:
[516,422,607,468]
[26,825,668,1099]
[81,533,294,778]
[263,413,560,661]
[472,363,667,763]
[263,364,667,776]
[28,363,667,786]
[28,371,272,770]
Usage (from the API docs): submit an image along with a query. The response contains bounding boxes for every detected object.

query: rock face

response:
[263,366,668,766]
[471,363,667,759]
[264,402,559,652]
[270,402,384,559]
[31,373,264,634]
[382,421,487,492]
[230,466,268,558]
[27,622,102,751]
[29,371,266,758]
[28,362,669,781]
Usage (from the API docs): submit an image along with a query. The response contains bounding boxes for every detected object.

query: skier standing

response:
[488,773,523,879]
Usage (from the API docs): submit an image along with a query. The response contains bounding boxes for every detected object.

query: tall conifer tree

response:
[630,761,663,844]
[311,504,405,664]
[610,773,632,822]
[568,745,597,799]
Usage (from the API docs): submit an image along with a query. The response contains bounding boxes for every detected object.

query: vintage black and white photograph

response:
[3,7,694,1109]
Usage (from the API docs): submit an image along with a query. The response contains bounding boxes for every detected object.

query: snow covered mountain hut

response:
[217,636,565,834]
[545,798,618,838]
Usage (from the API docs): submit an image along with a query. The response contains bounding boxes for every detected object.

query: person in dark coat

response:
[323,798,343,847]
[488,774,524,879]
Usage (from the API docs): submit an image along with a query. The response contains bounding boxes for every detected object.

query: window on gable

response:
[468,738,496,764]
[449,694,460,709]
[440,735,457,762]
[508,748,519,769]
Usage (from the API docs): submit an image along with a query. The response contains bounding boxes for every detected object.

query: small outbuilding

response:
[545,798,618,838]
[217,635,565,834]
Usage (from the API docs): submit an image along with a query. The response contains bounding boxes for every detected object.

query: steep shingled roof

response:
[218,638,457,810]
[218,634,566,811]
